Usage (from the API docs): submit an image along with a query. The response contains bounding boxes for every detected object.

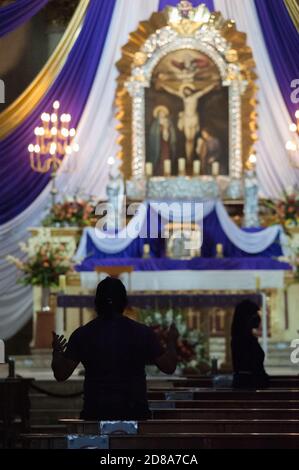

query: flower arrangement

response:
[264,188,299,234]
[293,249,299,282]
[139,309,210,375]
[42,197,97,228]
[6,235,73,287]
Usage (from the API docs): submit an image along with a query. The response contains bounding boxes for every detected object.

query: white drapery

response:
[214,0,299,197]
[214,202,284,254]
[0,0,160,340]
[75,200,284,258]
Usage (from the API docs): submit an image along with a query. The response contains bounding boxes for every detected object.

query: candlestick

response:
[178,158,186,176]
[164,159,171,176]
[145,162,153,177]
[212,161,219,177]
[193,160,201,176]
[59,275,67,291]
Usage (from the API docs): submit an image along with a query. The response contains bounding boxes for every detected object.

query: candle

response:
[0,340,4,364]
[178,158,186,176]
[164,159,171,176]
[59,275,66,291]
[145,162,153,177]
[255,275,261,291]
[216,243,223,258]
[193,160,201,176]
[143,244,150,258]
[212,161,220,177]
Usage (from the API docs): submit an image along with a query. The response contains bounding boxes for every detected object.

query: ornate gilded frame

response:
[116,2,258,181]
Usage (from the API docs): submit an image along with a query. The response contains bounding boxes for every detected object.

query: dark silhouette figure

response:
[52,277,178,420]
[231,300,269,389]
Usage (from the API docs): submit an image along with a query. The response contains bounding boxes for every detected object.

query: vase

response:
[41,287,51,312]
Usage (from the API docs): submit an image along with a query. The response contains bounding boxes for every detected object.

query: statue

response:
[106,159,125,232]
[244,168,259,227]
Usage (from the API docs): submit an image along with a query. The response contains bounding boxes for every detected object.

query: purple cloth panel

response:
[76,256,291,272]
[0,0,49,37]
[57,293,263,309]
[0,0,116,224]
[254,0,299,119]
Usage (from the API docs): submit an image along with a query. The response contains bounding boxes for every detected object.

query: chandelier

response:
[28,100,79,205]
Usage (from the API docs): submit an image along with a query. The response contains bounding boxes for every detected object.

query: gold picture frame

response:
[116,1,258,181]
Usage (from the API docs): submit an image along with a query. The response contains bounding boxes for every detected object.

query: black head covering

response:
[95,277,127,316]
[231,299,260,338]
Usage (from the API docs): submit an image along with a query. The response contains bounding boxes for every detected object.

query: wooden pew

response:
[147,389,299,401]
[21,432,299,449]
[149,399,299,409]
[171,378,299,389]
[151,408,299,420]
[60,418,299,435]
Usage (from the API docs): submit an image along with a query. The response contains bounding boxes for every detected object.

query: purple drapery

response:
[254,0,299,120]
[0,0,116,224]
[0,0,49,37]
[75,208,283,268]
[158,0,214,11]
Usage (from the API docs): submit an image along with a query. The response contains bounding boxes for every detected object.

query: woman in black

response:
[231,300,269,389]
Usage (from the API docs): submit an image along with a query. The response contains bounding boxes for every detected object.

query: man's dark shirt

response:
[64,314,164,420]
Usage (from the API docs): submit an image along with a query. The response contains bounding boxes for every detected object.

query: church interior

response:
[1,0,299,452]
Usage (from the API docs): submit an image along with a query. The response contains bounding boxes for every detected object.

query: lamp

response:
[28,100,79,206]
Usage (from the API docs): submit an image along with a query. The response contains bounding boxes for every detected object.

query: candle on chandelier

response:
[28,144,35,167]
[178,158,186,176]
[193,160,201,176]
[145,162,153,177]
[164,159,171,176]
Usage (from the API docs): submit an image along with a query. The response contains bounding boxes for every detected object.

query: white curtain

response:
[0,0,160,340]
[215,202,284,254]
[214,0,299,197]
[57,0,160,197]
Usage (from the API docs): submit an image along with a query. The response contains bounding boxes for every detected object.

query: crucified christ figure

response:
[159,82,217,162]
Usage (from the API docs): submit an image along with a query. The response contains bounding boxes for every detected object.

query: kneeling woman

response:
[231,300,269,389]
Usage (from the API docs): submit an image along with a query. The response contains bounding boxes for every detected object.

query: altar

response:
[16,1,298,369]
